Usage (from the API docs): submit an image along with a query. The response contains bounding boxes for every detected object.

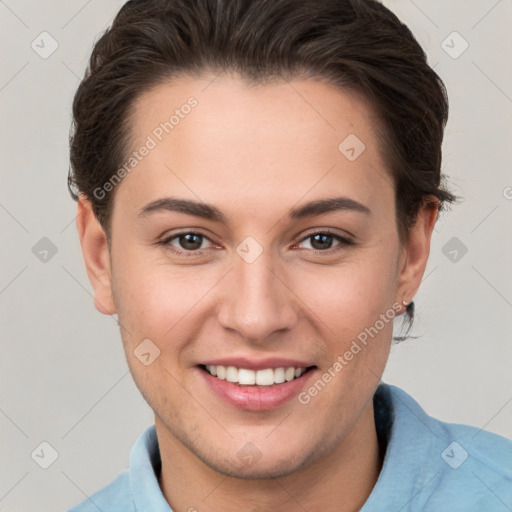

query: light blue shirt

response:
[67,383,512,511]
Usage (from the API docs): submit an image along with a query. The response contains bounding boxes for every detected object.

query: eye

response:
[297,230,354,252]
[157,229,354,257]
[157,231,214,255]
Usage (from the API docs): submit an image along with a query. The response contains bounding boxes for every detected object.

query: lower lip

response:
[198,367,316,411]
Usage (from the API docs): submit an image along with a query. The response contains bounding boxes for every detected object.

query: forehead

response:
[130,73,382,149]
[118,73,393,217]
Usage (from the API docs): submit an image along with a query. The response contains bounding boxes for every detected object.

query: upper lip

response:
[199,357,316,371]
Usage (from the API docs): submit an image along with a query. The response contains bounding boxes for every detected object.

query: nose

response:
[216,248,299,343]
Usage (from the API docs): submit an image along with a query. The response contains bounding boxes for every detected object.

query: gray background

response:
[1,0,511,510]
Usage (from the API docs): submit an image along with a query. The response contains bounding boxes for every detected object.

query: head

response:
[70,0,456,478]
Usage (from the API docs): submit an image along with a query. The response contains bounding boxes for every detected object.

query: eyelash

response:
[156,229,355,257]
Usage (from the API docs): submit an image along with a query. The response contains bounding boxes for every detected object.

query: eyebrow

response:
[137,196,371,223]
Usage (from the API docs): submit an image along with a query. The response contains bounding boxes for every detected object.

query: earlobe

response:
[76,195,117,315]
[396,198,439,307]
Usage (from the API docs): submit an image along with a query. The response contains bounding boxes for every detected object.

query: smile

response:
[201,364,314,386]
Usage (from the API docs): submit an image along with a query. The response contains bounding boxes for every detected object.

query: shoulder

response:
[425,409,512,509]
[383,383,512,510]
[434,416,512,477]
[65,470,133,512]
[65,424,164,512]
[387,384,512,475]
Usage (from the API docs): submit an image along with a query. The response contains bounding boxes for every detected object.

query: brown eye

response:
[177,233,204,251]
[310,233,335,250]
[157,231,214,255]
[298,231,354,252]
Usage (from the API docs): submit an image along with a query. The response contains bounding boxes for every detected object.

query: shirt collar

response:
[129,422,170,511]
[361,383,438,511]
[128,382,432,511]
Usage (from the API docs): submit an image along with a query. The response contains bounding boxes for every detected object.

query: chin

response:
[155,406,323,480]
[203,452,310,480]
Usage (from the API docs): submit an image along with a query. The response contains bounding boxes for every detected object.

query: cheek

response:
[112,253,215,347]
[294,250,399,338]
[112,236,399,354]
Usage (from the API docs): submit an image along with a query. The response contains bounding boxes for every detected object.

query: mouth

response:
[197,363,318,411]
[198,364,317,386]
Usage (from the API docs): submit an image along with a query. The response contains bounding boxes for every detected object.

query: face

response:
[78,73,435,478]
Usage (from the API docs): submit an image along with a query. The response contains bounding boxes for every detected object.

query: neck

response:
[156,401,382,512]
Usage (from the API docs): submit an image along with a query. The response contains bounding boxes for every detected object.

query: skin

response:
[77,73,438,512]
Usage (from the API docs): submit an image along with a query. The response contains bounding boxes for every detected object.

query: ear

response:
[76,195,116,315]
[395,198,439,308]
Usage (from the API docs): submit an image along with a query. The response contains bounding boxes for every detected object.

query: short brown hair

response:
[68,0,457,329]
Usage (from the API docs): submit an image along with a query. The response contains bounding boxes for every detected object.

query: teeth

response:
[204,365,307,386]
[256,368,274,386]
[274,367,285,383]
[238,368,256,385]
[216,365,226,380]
[225,366,238,383]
